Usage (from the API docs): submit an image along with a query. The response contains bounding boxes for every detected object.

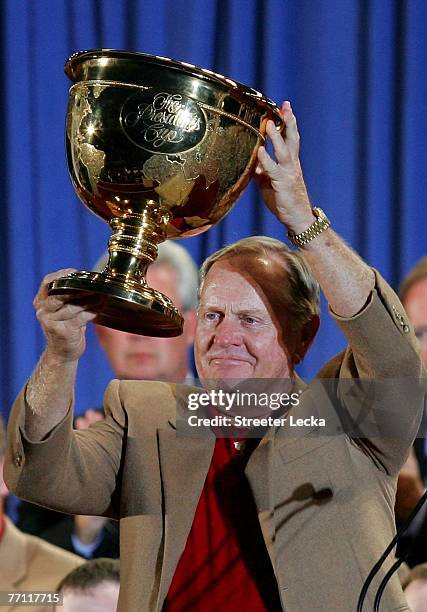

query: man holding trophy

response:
[5,50,424,611]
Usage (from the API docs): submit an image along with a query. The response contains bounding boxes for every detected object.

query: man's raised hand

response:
[256,101,314,234]
[33,269,99,363]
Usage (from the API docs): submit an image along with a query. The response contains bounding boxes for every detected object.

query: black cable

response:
[373,554,408,612]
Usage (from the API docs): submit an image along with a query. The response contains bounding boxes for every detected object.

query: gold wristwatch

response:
[288,207,331,248]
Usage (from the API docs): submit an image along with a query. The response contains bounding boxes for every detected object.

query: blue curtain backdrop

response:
[1,0,426,419]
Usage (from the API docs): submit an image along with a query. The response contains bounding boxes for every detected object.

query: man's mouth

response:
[209,356,252,366]
[127,352,155,362]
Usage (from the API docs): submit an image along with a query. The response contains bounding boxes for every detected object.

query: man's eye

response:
[243,316,257,325]
[205,312,220,321]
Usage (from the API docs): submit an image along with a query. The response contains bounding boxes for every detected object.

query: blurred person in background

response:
[0,416,82,611]
[56,557,120,612]
[93,239,198,388]
[396,257,427,567]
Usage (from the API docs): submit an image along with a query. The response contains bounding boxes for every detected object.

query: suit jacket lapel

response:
[156,423,215,610]
[244,374,307,573]
[244,428,276,572]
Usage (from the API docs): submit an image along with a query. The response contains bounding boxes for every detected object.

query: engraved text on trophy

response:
[120,91,206,154]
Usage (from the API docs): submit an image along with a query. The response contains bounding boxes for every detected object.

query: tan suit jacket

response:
[5,271,424,612]
[0,517,82,612]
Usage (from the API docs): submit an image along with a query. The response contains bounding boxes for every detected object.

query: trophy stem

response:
[48,199,184,336]
[105,200,171,283]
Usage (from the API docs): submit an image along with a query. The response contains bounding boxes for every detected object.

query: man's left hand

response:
[256,101,314,234]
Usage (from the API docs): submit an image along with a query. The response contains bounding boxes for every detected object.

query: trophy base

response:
[48,272,183,337]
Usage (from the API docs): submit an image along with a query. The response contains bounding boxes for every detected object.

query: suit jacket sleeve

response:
[5,379,125,518]
[317,268,425,475]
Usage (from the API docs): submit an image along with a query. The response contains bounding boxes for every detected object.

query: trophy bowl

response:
[49,49,283,336]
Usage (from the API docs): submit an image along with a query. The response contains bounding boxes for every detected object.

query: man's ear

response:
[294,315,320,364]
[183,309,197,346]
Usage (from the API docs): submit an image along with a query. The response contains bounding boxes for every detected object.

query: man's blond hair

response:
[199,236,320,331]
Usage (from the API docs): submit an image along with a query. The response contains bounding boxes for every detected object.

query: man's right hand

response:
[24,270,99,440]
[33,269,99,363]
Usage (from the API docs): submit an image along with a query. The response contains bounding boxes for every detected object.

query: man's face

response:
[96,264,196,382]
[195,258,299,382]
[403,277,427,365]
[60,582,119,612]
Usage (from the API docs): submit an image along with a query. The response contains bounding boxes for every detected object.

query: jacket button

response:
[392,306,409,332]
[13,452,22,467]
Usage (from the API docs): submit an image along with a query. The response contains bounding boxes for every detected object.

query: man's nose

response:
[213,318,242,347]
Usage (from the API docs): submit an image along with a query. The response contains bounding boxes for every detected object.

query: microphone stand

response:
[357,488,427,612]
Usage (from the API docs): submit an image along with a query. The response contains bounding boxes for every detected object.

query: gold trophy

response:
[49,50,283,336]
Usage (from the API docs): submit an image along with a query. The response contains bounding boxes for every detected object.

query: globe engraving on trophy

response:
[48,49,283,336]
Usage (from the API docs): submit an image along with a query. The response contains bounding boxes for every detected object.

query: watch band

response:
[288,207,331,248]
